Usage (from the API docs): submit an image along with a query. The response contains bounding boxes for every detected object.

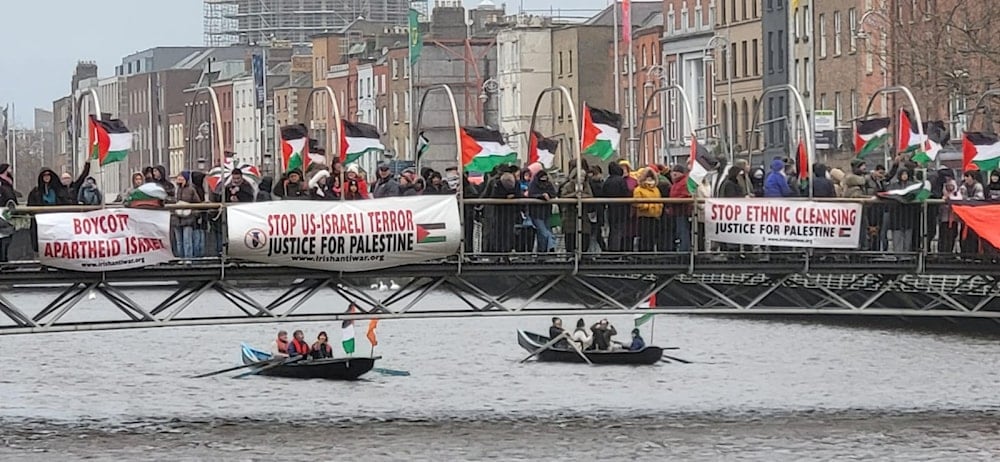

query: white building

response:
[496,19,553,157]
[357,63,376,126]
[233,74,261,167]
[661,3,714,160]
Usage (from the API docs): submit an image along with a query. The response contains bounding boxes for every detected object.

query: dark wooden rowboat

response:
[241,344,377,380]
[517,330,663,365]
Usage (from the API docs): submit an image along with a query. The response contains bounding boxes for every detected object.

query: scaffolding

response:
[203,0,412,46]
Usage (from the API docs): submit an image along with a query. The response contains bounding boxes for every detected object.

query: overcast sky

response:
[0,0,613,125]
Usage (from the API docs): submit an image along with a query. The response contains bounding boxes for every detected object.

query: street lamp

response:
[856,9,891,114]
[644,64,669,163]
[704,35,734,163]
[480,78,500,127]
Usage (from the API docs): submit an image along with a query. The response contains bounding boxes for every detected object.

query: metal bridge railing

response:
[4,197,996,274]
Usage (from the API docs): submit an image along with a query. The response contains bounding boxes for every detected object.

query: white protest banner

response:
[36,209,173,271]
[227,195,461,272]
[705,199,862,248]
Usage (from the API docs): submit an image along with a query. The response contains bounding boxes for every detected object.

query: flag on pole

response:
[581,104,622,160]
[408,9,423,66]
[621,0,633,45]
[854,117,891,159]
[912,120,949,164]
[88,115,132,166]
[280,124,313,173]
[796,138,809,181]
[963,132,1000,172]
[460,127,518,172]
[634,293,655,327]
[415,131,430,160]
[340,120,385,164]
[878,180,931,203]
[896,109,928,154]
[687,135,711,194]
[366,319,379,347]
[341,319,356,354]
[529,131,558,168]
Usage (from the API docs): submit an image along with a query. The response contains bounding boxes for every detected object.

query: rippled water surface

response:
[2,290,1000,460]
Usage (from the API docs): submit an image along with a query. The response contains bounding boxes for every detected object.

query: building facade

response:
[762,0,790,157]
[496,19,553,157]
[661,0,717,163]
[715,0,764,158]
[233,74,261,167]
[552,25,615,167]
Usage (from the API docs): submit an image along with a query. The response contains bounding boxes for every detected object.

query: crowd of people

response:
[1,151,997,263]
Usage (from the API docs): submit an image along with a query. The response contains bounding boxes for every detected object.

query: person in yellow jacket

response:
[632,168,663,251]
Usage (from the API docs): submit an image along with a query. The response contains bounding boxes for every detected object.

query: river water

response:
[2,290,1000,460]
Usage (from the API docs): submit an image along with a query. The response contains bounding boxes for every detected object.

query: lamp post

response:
[856,9,891,115]
[704,35,734,163]
[479,78,500,128]
[644,64,668,165]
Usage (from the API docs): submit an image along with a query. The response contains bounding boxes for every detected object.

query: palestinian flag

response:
[280,124,315,173]
[854,117,891,159]
[529,131,558,168]
[415,132,430,160]
[89,115,132,166]
[126,182,167,207]
[896,109,927,154]
[796,138,809,181]
[879,180,931,203]
[581,105,622,160]
[416,222,447,244]
[686,135,711,194]
[912,120,949,164]
[340,120,385,164]
[460,127,517,173]
[634,293,655,327]
[962,132,1000,172]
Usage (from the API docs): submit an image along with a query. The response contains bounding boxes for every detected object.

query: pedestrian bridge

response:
[2,197,999,335]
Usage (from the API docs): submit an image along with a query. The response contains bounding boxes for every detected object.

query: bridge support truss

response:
[2,262,999,335]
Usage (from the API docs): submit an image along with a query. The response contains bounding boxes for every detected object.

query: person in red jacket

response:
[668,165,693,252]
[287,330,311,358]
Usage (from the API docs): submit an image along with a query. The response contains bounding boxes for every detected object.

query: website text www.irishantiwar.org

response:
[81,257,147,268]
[290,255,385,263]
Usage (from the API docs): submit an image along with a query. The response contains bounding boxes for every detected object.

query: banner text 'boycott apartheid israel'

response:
[704,199,862,248]
[226,195,461,272]
[36,209,173,271]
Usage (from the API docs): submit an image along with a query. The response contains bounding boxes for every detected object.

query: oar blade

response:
[189,358,273,378]
[372,367,410,376]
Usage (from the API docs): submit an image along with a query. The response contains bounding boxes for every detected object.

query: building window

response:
[950,92,968,139]
[777,31,784,70]
[720,0,727,24]
[850,90,858,121]
[568,51,573,74]
[392,59,399,79]
[741,40,748,77]
[819,93,826,109]
[804,5,811,36]
[558,51,564,76]
[834,11,842,56]
[731,43,737,79]
[752,0,758,18]
[849,8,858,52]
[767,32,774,73]
[776,0,783,9]
[818,14,827,58]
[742,0,748,19]
[642,45,647,68]
[752,39,759,76]
[731,0,737,23]
[835,91,842,125]
[720,47,728,81]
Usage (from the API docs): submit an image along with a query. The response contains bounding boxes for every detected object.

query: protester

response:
[76,177,103,205]
[0,164,17,262]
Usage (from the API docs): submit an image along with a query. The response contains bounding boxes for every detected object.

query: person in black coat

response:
[488,171,519,253]
[602,163,631,252]
[812,163,837,198]
[27,168,74,253]
[0,164,18,262]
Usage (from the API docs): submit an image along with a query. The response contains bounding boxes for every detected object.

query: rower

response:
[549,317,567,347]
[287,330,311,358]
[270,330,289,357]
[590,319,617,351]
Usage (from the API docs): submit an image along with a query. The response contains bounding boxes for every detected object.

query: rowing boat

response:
[516,330,663,365]
[240,343,378,380]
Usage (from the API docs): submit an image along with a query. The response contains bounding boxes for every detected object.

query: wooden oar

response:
[519,332,571,363]
[565,335,594,366]
[189,358,276,378]
[661,354,692,364]
[372,367,411,376]
[232,355,305,379]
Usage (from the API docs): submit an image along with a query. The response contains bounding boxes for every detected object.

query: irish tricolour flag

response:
[460,127,517,173]
[89,115,131,166]
[281,124,323,173]
[686,135,712,194]
[581,105,622,160]
[963,132,1000,172]
[855,117,891,159]
[529,131,558,168]
[340,120,385,164]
